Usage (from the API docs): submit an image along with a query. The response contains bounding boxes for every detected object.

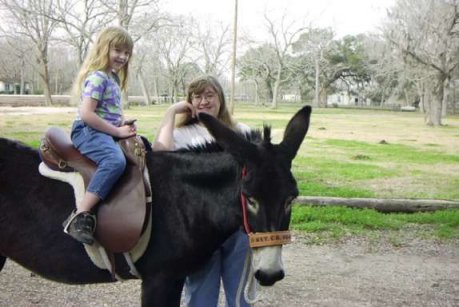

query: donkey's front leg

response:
[0,255,6,271]
[141,274,185,307]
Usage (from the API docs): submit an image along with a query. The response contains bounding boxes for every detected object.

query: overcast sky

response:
[162,0,396,39]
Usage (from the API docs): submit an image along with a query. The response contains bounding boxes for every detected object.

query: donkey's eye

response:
[246,197,259,212]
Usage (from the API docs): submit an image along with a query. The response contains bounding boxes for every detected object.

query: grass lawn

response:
[1,103,458,241]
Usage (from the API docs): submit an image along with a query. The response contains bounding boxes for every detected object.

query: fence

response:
[0,95,72,106]
[0,95,152,107]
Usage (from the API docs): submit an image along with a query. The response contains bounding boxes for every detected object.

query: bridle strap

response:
[240,166,291,248]
[240,166,252,234]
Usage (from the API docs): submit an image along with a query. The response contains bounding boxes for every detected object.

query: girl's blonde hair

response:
[71,26,133,103]
[176,75,237,128]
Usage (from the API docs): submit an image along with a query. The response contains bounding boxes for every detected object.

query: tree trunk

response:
[427,73,445,126]
[137,71,151,106]
[404,89,409,106]
[319,87,328,107]
[41,62,53,106]
[416,81,425,113]
[122,91,129,109]
[314,56,320,107]
[170,79,178,104]
[20,58,25,95]
[271,65,281,109]
[442,76,450,117]
[266,79,273,103]
[254,80,259,105]
[54,71,58,95]
[295,196,459,213]
[380,87,386,107]
[152,76,158,105]
[229,0,238,114]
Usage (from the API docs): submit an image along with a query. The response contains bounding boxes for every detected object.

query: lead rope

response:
[236,166,263,306]
[240,166,251,235]
[236,250,263,307]
[243,252,262,305]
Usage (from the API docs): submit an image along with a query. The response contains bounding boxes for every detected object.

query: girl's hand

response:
[124,119,137,133]
[117,124,136,138]
[124,119,137,125]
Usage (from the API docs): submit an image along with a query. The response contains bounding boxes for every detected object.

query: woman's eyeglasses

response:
[192,92,217,103]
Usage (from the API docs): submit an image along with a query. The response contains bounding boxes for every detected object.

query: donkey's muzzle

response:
[255,269,285,286]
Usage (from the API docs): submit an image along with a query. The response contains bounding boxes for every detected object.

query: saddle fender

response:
[39,127,149,253]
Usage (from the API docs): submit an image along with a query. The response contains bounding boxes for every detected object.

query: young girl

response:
[63,26,136,245]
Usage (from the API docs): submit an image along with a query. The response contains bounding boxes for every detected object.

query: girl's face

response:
[191,85,221,118]
[108,46,130,72]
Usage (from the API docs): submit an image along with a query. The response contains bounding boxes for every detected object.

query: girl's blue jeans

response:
[71,120,126,200]
[184,229,252,307]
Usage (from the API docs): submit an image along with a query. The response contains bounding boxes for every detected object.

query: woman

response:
[153,75,252,307]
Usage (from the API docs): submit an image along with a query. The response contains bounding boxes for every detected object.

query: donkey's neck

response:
[150,151,243,242]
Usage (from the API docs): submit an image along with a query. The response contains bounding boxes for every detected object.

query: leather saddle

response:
[39,127,151,253]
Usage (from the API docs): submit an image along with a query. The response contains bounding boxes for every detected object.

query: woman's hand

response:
[152,101,194,151]
[170,100,196,118]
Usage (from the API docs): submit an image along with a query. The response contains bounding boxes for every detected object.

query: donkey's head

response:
[199,106,311,286]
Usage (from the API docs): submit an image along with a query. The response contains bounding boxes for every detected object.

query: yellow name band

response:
[248,231,292,248]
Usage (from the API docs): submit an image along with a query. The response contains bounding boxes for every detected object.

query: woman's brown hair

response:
[176,76,236,128]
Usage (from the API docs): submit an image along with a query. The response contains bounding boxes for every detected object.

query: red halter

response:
[240,166,252,234]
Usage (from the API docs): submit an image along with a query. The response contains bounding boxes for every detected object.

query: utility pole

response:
[229,0,238,114]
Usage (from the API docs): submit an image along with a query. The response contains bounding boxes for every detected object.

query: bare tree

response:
[360,34,401,107]
[238,44,279,104]
[99,0,165,37]
[54,0,111,65]
[293,27,334,107]
[0,0,59,105]
[155,17,195,103]
[384,0,459,126]
[229,0,238,113]
[48,44,78,94]
[99,0,169,106]
[193,23,231,77]
[264,13,305,108]
[0,36,34,94]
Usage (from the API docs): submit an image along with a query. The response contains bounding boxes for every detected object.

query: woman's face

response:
[191,85,221,118]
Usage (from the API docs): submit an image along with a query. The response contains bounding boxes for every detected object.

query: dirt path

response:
[1,233,458,307]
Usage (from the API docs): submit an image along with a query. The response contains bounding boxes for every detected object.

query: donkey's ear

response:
[199,112,259,162]
[279,106,312,161]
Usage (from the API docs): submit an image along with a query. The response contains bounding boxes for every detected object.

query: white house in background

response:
[282,94,301,102]
[0,80,30,94]
[328,91,369,106]
[0,80,14,93]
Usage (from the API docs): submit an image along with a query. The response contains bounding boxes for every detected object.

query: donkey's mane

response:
[176,128,265,154]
